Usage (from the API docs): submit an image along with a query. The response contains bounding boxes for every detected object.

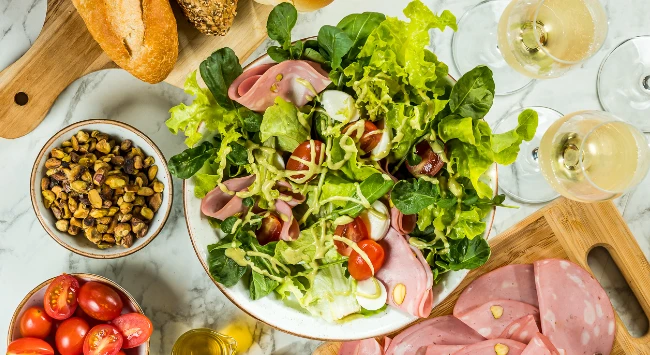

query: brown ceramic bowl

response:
[30,119,173,259]
[7,273,150,355]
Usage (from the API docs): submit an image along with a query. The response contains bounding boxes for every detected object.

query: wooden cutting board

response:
[0,0,272,139]
[314,198,650,355]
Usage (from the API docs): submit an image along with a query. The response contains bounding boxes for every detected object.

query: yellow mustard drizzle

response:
[295,78,318,97]
[355,278,382,299]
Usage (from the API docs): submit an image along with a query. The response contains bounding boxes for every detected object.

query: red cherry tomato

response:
[406,141,445,178]
[286,140,323,181]
[348,240,386,281]
[20,307,54,339]
[334,217,369,256]
[256,212,282,245]
[43,274,80,320]
[7,337,54,355]
[74,307,101,328]
[77,282,123,321]
[343,120,381,154]
[116,352,126,355]
[55,317,89,355]
[111,313,153,349]
[83,324,123,355]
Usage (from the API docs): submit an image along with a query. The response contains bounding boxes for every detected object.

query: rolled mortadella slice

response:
[338,338,383,355]
[416,344,464,355]
[451,339,527,355]
[275,199,299,241]
[384,315,485,355]
[534,259,615,355]
[228,60,332,112]
[201,175,256,220]
[499,314,540,344]
[453,264,538,317]
[457,299,540,340]
[376,228,434,319]
[521,333,562,355]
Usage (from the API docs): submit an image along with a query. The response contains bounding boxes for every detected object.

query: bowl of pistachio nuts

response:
[30,119,173,258]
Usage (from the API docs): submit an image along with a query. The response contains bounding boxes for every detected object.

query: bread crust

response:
[72,0,179,84]
[176,0,238,36]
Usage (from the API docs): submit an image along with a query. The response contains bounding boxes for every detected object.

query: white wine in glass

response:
[538,111,650,203]
[497,0,607,79]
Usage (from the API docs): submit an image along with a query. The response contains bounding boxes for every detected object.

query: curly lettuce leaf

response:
[320,174,357,208]
[260,97,311,152]
[491,109,538,165]
[387,99,447,159]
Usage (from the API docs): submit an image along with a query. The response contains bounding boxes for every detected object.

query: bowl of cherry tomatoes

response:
[7,273,153,355]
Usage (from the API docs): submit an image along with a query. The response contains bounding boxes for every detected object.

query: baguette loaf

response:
[72,0,179,84]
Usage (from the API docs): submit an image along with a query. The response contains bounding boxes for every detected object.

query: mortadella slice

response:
[201,175,256,220]
[384,316,485,355]
[416,345,464,355]
[454,264,538,317]
[228,60,331,112]
[521,333,561,355]
[376,228,434,319]
[500,314,540,344]
[276,180,306,207]
[534,259,615,355]
[338,338,383,355]
[275,199,299,241]
[451,339,527,355]
[457,300,539,339]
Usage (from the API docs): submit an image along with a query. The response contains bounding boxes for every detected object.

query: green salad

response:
[166,0,538,322]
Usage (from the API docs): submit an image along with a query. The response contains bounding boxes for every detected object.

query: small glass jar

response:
[172,328,237,355]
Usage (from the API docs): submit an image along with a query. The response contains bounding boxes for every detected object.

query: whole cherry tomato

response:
[348,239,385,281]
[256,213,282,245]
[7,337,54,355]
[43,274,80,320]
[286,140,324,181]
[406,141,445,178]
[77,282,123,321]
[55,317,89,355]
[111,313,153,349]
[334,217,369,256]
[343,120,382,154]
[20,307,54,339]
[83,324,123,355]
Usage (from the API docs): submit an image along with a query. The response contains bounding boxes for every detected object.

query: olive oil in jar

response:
[172,329,237,355]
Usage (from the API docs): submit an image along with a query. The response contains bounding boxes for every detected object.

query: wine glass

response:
[452,0,608,95]
[598,36,650,125]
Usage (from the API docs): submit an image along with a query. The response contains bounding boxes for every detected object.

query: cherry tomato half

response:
[111,313,153,349]
[7,337,54,355]
[20,307,54,339]
[116,352,126,355]
[343,120,381,154]
[286,140,323,181]
[44,274,80,320]
[56,317,89,355]
[256,212,282,245]
[83,324,123,355]
[406,141,445,178]
[77,282,123,321]
[334,217,369,256]
[348,239,385,281]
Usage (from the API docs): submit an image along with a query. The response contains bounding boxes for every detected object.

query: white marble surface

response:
[1,0,649,353]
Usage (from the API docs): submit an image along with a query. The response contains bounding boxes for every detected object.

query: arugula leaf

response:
[250,271,280,300]
[168,141,216,179]
[303,48,327,64]
[391,178,441,214]
[207,236,247,287]
[289,40,304,59]
[260,97,310,152]
[491,109,538,165]
[317,25,354,70]
[199,48,243,110]
[448,237,490,271]
[448,65,495,119]
[337,12,386,59]
[268,46,291,62]
[266,2,298,48]
[336,173,394,217]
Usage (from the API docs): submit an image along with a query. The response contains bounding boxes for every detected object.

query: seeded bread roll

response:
[72,0,179,84]
[176,0,239,36]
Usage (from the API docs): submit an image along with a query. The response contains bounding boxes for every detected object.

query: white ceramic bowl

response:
[30,119,173,259]
[7,273,149,355]
[183,52,498,341]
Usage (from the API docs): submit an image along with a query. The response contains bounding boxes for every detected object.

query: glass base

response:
[598,36,650,130]
[452,0,534,96]
[493,107,564,203]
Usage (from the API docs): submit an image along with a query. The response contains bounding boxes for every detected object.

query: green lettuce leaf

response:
[260,97,310,152]
[391,178,441,214]
[320,174,357,208]
[387,100,447,159]
[300,263,360,322]
[337,12,386,60]
[491,109,539,165]
[448,65,495,120]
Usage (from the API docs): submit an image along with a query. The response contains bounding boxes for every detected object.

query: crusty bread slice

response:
[175,0,238,36]
[72,0,179,84]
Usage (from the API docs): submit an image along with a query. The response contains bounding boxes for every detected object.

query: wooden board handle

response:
[0,0,112,139]
[544,199,650,353]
